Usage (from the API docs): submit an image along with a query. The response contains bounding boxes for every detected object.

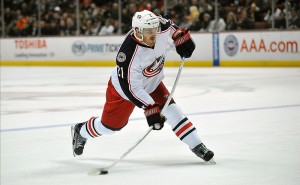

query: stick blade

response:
[100,170,108,175]
[87,168,102,176]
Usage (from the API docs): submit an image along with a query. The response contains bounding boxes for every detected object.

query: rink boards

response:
[1,30,299,67]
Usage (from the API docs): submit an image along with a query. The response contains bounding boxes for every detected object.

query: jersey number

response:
[117,66,124,78]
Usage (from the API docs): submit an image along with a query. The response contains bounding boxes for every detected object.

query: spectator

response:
[226,11,238,30]
[152,8,162,16]
[172,3,187,25]
[16,16,33,36]
[207,14,226,32]
[0,15,2,36]
[178,15,192,29]
[89,3,99,18]
[120,8,132,33]
[238,9,255,29]
[188,5,201,31]
[189,9,202,31]
[44,20,60,36]
[4,7,14,26]
[191,0,199,7]
[81,18,94,35]
[248,2,262,22]
[150,0,160,11]
[199,13,211,32]
[98,19,114,35]
[199,0,213,23]
[16,16,28,33]
[264,8,282,23]
[128,3,138,18]
[199,0,213,15]
[282,1,292,20]
[275,11,287,29]
[2,0,297,37]
[91,18,102,35]
[39,20,47,35]
[111,3,119,20]
[82,3,99,20]
[64,17,76,36]
[58,19,67,35]
[295,1,300,10]
[289,8,300,29]
[189,19,202,31]
[53,8,62,24]
[189,5,200,22]
[113,20,121,34]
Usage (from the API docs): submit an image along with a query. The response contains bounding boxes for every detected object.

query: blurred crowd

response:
[1,0,300,37]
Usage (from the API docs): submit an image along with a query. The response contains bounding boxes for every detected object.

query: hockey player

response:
[72,10,214,162]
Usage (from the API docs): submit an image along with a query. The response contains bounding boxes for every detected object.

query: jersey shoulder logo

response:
[117,52,126,62]
[142,55,165,77]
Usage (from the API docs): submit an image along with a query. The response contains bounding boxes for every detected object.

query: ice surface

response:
[1,67,300,185]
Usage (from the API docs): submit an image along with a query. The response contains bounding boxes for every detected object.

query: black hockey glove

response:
[144,104,166,130]
[173,28,195,58]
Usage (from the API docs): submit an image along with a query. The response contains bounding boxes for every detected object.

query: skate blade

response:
[205,158,216,165]
[71,126,76,157]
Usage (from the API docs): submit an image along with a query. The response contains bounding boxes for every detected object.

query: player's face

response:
[142,27,158,47]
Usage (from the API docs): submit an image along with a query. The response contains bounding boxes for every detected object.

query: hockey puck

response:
[100,170,108,175]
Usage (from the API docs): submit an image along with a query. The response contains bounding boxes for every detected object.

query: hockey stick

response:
[89,57,186,175]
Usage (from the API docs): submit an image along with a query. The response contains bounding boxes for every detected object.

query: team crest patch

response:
[143,56,165,77]
[117,52,126,62]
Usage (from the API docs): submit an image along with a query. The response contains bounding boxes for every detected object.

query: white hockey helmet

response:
[132,10,159,45]
[132,10,159,30]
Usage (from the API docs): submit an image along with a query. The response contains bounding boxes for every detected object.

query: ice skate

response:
[71,122,87,156]
[192,143,214,162]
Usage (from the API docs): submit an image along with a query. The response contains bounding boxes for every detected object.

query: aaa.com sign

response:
[220,31,300,61]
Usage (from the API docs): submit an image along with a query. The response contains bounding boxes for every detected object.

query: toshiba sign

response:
[15,39,47,49]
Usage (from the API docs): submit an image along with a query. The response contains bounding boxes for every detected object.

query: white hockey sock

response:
[164,104,202,149]
[80,117,116,139]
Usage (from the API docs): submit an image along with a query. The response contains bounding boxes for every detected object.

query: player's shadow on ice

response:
[84,157,214,167]
[32,157,215,177]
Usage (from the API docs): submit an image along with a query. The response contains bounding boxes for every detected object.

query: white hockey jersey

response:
[111,17,179,108]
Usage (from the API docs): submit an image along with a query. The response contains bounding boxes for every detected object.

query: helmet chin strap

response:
[134,28,151,46]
